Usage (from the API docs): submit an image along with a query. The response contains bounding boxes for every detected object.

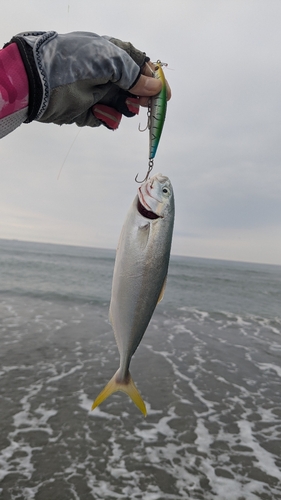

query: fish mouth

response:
[137,198,160,219]
[138,179,164,219]
[138,185,152,210]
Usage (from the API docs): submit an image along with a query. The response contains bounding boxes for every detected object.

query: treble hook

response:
[135,159,154,184]
[138,122,148,132]
[138,99,152,132]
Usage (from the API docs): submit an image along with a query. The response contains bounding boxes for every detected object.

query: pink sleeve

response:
[0,43,29,118]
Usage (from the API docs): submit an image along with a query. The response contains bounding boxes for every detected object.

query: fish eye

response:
[162,187,169,195]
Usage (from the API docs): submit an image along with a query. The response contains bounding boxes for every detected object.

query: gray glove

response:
[6,31,148,127]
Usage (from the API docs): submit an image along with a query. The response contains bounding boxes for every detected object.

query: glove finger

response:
[125,97,140,115]
[100,88,139,117]
[92,104,122,130]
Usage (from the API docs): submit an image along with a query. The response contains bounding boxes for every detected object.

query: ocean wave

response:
[1,241,281,499]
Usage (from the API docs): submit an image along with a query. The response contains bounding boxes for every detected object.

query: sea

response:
[0,238,280,500]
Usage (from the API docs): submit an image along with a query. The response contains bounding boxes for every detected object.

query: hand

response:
[5,31,171,131]
[130,61,172,108]
[94,59,171,129]
[94,60,172,129]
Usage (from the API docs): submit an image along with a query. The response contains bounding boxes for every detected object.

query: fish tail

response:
[91,370,147,416]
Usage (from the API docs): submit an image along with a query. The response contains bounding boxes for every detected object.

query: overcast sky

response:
[1,0,281,265]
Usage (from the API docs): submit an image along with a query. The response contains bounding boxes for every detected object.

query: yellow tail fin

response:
[91,370,147,416]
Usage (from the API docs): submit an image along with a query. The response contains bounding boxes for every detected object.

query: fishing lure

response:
[135,61,167,183]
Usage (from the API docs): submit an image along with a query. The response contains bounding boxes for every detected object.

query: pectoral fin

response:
[157,276,167,304]
[91,369,147,416]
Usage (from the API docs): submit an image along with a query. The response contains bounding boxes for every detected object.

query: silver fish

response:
[92,173,175,416]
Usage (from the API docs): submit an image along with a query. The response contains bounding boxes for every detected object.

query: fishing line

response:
[57,129,81,180]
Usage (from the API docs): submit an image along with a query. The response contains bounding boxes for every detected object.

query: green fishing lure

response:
[149,61,167,161]
[136,61,167,183]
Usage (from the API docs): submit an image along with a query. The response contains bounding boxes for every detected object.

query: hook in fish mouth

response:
[137,198,160,219]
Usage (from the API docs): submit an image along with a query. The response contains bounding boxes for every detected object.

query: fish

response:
[92,173,175,416]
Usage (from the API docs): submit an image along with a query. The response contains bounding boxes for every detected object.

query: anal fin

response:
[157,276,167,304]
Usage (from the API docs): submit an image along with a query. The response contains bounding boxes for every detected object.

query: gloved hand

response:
[6,31,168,130]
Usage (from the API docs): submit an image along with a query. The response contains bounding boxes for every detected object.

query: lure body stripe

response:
[149,64,167,160]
